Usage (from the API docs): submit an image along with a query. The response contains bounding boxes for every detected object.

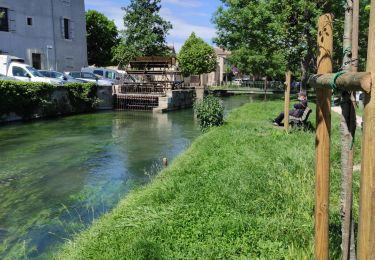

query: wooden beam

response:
[358,0,375,258]
[308,72,372,93]
[284,71,291,132]
[315,14,333,260]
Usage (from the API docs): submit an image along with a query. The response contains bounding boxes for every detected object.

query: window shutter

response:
[70,20,75,39]
[8,9,16,32]
[60,17,65,38]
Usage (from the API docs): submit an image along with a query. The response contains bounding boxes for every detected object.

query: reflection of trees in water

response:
[111,110,200,178]
[0,110,200,258]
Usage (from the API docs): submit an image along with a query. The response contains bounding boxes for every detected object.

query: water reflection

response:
[0,95,252,259]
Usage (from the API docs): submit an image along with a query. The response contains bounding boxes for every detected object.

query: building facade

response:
[0,0,87,72]
[205,48,231,86]
[183,48,231,87]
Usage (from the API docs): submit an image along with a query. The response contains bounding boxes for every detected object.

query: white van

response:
[81,67,119,82]
[0,55,63,84]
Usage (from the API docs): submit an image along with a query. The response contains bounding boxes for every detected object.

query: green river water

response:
[0,96,252,259]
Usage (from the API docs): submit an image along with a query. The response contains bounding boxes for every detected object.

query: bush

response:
[194,95,224,130]
[0,80,55,119]
[0,81,99,120]
[64,83,99,113]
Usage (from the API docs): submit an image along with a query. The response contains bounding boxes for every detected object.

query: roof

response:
[129,56,177,69]
[214,48,231,56]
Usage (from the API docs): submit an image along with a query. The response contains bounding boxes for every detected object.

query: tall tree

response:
[113,0,172,68]
[213,0,346,84]
[178,33,217,78]
[213,1,286,80]
[86,10,119,67]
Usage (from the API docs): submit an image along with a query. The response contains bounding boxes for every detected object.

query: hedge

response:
[0,81,98,120]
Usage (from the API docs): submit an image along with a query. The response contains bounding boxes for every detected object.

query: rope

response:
[329,71,346,91]
[329,71,346,105]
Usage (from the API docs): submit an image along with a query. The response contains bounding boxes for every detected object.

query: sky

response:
[85,0,221,52]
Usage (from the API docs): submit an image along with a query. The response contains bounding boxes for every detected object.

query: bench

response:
[289,107,312,129]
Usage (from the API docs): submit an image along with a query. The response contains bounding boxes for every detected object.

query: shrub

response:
[0,80,55,119]
[0,81,99,120]
[194,95,224,130]
[64,83,99,113]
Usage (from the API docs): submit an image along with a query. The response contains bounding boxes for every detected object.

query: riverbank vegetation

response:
[57,100,361,259]
[194,95,224,130]
[0,81,98,121]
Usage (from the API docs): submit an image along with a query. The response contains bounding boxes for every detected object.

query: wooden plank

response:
[315,14,333,260]
[284,71,291,131]
[308,72,371,93]
[358,0,375,258]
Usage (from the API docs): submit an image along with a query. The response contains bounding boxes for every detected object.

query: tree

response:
[178,33,217,78]
[113,0,172,68]
[213,0,349,84]
[86,10,119,67]
[213,1,286,80]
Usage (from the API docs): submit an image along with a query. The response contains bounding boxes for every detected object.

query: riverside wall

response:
[1,85,113,123]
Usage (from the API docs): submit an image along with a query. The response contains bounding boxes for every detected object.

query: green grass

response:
[56,100,361,259]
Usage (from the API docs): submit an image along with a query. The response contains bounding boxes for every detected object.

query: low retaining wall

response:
[155,89,195,112]
[1,85,114,123]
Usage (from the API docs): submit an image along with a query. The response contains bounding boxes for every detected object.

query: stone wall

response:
[1,86,114,123]
[155,89,195,113]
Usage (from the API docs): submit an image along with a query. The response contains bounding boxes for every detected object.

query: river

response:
[0,95,253,259]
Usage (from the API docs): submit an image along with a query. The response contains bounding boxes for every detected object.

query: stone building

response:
[0,0,87,72]
[184,48,231,87]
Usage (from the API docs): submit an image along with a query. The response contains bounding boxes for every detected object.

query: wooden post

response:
[340,1,356,259]
[352,0,360,72]
[284,71,291,131]
[315,14,333,260]
[163,157,168,167]
[358,0,375,258]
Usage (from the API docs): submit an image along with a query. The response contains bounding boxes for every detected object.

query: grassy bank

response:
[57,100,361,259]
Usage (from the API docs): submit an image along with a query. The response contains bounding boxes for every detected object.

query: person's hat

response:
[298,91,307,97]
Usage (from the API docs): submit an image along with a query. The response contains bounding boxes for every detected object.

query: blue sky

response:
[85,0,221,51]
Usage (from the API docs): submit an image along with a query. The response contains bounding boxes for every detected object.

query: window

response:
[93,70,104,76]
[39,71,50,77]
[27,17,32,26]
[64,18,70,39]
[52,72,63,79]
[70,72,81,78]
[26,66,43,77]
[0,7,9,32]
[82,72,96,79]
[61,0,71,6]
[12,66,29,77]
[61,17,75,40]
[106,71,116,79]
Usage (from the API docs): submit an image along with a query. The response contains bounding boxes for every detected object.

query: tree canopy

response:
[213,0,370,83]
[112,0,172,68]
[178,33,217,77]
[86,10,119,67]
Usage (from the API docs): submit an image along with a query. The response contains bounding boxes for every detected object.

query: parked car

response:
[81,67,119,82]
[0,55,63,85]
[81,67,136,84]
[39,70,85,83]
[0,73,18,81]
[232,78,242,86]
[66,71,113,86]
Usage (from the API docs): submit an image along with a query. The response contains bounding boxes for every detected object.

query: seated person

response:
[273,92,308,126]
